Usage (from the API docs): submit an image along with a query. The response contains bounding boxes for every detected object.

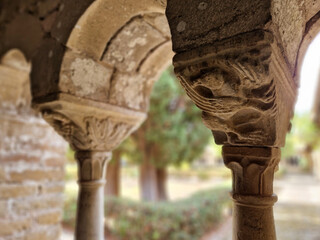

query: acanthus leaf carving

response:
[42,110,136,151]
[42,110,91,150]
[84,116,134,151]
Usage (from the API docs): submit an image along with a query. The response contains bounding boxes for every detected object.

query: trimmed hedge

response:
[64,186,231,240]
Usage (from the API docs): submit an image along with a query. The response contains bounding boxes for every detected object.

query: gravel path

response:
[205,173,320,240]
[61,229,73,240]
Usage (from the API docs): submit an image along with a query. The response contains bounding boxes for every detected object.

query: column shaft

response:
[75,151,111,240]
[76,181,105,240]
[223,146,280,240]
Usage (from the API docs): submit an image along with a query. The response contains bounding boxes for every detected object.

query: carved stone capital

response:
[173,31,297,147]
[223,146,280,198]
[34,93,146,152]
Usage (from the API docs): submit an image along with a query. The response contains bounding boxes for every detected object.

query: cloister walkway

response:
[205,173,320,240]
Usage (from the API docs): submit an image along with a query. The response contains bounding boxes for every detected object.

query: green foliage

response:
[65,164,77,181]
[106,186,230,240]
[123,67,212,168]
[66,146,75,163]
[282,113,320,158]
[63,186,231,240]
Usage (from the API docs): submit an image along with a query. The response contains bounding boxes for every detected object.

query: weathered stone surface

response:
[30,38,65,99]
[166,0,271,52]
[66,0,165,59]
[60,50,113,101]
[305,0,320,21]
[37,0,61,18]
[173,31,296,147]
[271,0,305,73]
[41,11,59,32]
[2,14,44,59]
[144,13,171,38]
[139,41,173,79]
[1,49,31,72]
[0,65,30,107]
[102,18,165,73]
[108,73,148,110]
[0,50,31,111]
[39,100,145,151]
[48,0,93,42]
[295,10,320,83]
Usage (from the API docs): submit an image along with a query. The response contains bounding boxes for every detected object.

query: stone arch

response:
[65,0,166,59]
[30,0,174,114]
[296,12,320,84]
[59,1,174,112]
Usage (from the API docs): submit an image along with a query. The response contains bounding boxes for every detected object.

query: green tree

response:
[105,137,137,197]
[130,67,212,201]
[282,113,320,171]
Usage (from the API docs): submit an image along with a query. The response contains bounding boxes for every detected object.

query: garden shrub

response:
[63,186,231,240]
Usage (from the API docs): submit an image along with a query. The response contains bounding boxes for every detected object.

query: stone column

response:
[34,98,146,240]
[223,146,280,240]
[166,1,298,239]
[169,36,295,239]
[75,151,111,240]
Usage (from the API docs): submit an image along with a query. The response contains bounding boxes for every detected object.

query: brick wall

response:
[0,50,68,240]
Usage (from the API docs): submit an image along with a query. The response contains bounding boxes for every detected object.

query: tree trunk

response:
[106,150,121,196]
[139,156,158,201]
[156,167,168,201]
[304,144,314,173]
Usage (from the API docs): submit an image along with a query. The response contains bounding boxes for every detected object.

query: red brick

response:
[12,196,63,215]
[0,154,40,163]
[0,200,9,218]
[24,230,47,240]
[0,168,6,182]
[0,184,37,199]
[0,219,31,236]
[25,226,62,240]
[36,211,62,225]
[44,156,66,167]
[40,184,64,194]
[9,169,64,182]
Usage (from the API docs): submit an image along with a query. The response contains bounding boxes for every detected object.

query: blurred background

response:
[60,34,320,240]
